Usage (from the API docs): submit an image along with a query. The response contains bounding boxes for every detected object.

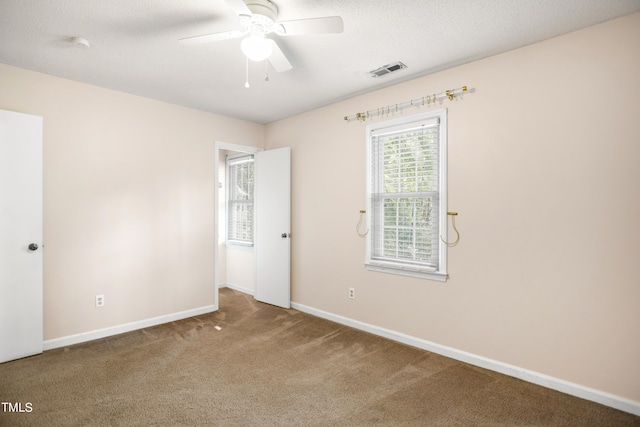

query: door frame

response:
[213,141,262,309]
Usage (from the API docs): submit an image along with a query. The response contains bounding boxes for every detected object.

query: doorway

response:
[214,142,262,308]
[214,141,291,310]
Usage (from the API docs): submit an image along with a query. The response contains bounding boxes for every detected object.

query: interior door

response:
[255,147,291,308]
[0,109,44,363]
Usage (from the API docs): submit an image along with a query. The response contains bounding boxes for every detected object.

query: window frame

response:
[226,153,255,246]
[365,109,448,281]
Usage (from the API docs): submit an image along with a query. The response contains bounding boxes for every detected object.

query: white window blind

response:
[366,110,447,280]
[227,155,254,245]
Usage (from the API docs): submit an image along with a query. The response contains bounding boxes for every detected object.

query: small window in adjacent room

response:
[226,154,254,245]
[365,109,448,281]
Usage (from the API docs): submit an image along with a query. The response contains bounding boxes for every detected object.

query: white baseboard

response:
[43,304,217,351]
[291,301,640,417]
[219,282,255,296]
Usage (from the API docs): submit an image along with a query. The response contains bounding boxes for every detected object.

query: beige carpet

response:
[1,288,638,426]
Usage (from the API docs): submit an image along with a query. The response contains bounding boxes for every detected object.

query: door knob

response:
[28,243,38,251]
[281,233,289,239]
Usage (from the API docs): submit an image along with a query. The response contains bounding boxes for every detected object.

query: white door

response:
[255,147,291,308]
[0,109,43,363]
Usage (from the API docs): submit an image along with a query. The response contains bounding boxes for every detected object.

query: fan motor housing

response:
[245,0,278,25]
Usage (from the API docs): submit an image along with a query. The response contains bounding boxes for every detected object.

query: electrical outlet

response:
[348,288,355,299]
[95,294,105,308]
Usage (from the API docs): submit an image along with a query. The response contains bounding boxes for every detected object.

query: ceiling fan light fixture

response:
[241,35,273,61]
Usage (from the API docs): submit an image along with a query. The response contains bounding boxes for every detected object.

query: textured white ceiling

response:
[1,0,639,123]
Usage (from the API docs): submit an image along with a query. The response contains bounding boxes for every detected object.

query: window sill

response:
[226,241,254,248]
[365,262,447,282]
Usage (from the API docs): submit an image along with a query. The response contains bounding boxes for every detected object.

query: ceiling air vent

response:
[369,62,407,78]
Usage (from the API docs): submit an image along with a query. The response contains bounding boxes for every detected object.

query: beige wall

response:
[224,244,255,293]
[0,63,264,340]
[265,12,640,402]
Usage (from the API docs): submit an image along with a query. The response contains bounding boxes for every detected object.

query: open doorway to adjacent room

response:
[214,141,261,308]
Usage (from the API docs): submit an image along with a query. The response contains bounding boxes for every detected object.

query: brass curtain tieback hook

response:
[356,210,368,237]
[441,212,460,246]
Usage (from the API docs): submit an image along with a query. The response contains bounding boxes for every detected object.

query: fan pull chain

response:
[244,56,250,88]
[264,60,269,82]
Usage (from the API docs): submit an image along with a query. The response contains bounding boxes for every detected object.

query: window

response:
[366,109,448,281]
[226,154,254,245]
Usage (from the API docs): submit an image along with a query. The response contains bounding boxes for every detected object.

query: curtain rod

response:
[344,85,469,122]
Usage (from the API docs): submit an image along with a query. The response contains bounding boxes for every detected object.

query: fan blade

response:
[268,40,292,72]
[278,16,343,36]
[179,30,246,45]
[225,0,252,17]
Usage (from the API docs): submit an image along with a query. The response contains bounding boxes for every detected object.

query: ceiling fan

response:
[180,0,344,75]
